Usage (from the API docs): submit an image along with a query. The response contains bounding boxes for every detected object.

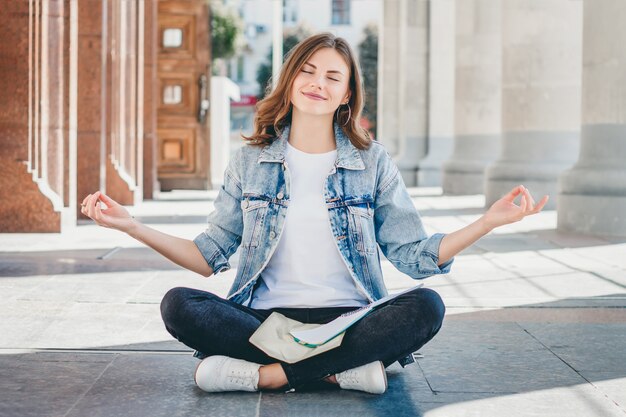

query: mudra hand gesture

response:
[482,185,549,231]
[80,191,136,233]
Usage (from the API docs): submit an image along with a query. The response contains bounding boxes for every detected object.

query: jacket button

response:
[277,191,284,200]
[241,200,248,209]
[269,231,276,240]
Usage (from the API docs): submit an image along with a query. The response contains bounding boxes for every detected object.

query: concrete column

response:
[379,0,428,186]
[210,77,240,187]
[77,1,105,219]
[558,1,626,236]
[143,0,158,199]
[442,0,501,195]
[0,0,58,231]
[377,0,400,156]
[105,0,142,206]
[0,0,78,232]
[484,0,583,208]
[417,0,455,186]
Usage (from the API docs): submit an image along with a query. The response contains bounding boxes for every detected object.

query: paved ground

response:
[1,187,625,417]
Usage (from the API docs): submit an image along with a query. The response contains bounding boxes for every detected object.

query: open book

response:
[289,284,424,347]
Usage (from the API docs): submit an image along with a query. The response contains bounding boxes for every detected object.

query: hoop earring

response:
[337,103,351,127]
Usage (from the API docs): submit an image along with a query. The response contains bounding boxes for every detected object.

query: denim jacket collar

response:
[257,122,365,170]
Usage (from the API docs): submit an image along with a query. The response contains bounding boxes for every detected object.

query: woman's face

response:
[290,47,351,118]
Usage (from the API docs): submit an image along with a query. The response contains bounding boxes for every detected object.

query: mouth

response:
[302,92,327,101]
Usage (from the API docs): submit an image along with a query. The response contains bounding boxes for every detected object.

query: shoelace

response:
[228,368,256,387]
[338,369,361,385]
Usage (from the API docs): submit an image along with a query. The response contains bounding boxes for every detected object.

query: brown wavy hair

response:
[243,32,372,150]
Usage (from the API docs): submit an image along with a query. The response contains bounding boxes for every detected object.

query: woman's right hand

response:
[81,191,136,234]
[81,191,213,277]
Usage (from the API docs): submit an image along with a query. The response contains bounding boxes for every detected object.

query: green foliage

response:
[256,26,312,99]
[359,23,378,136]
[210,2,242,60]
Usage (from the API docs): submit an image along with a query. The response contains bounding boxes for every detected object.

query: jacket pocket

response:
[346,203,377,254]
[241,198,270,248]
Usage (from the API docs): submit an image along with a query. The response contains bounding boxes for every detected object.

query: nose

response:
[310,74,327,89]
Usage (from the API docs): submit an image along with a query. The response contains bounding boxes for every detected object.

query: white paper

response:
[289,284,424,346]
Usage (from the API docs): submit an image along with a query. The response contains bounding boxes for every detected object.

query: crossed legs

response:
[160,286,445,390]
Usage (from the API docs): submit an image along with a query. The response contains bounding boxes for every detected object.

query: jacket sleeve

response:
[373,154,454,279]
[193,151,244,275]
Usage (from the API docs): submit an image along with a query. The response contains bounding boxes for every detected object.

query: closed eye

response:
[302,69,340,81]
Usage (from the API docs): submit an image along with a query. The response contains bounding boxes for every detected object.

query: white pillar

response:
[272,0,283,90]
[484,0,583,208]
[379,0,429,187]
[210,76,240,188]
[417,0,455,186]
[442,0,501,195]
[558,0,626,236]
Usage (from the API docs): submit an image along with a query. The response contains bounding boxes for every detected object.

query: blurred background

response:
[1,3,625,414]
[0,0,624,237]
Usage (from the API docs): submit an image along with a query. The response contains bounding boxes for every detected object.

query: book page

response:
[289,284,424,346]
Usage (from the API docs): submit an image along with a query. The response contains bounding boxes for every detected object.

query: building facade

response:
[2,0,623,237]
[0,0,212,232]
[380,0,625,236]
[221,0,381,145]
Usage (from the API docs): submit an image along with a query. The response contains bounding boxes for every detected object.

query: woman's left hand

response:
[481,185,549,232]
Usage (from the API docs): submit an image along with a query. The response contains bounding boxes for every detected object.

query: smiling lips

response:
[302,92,327,101]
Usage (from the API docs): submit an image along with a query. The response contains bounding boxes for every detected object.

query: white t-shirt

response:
[249,141,369,309]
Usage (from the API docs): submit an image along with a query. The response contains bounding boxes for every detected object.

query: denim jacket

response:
[194,123,454,367]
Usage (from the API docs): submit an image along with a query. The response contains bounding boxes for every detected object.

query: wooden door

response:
[157,0,211,191]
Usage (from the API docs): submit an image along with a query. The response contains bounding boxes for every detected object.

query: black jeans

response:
[160,286,445,390]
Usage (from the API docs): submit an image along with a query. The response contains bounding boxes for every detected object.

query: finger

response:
[98,192,118,209]
[524,188,536,212]
[520,192,528,213]
[94,197,105,222]
[87,192,101,219]
[93,191,103,215]
[532,195,550,213]
[85,194,94,218]
[81,194,91,209]
[503,185,524,203]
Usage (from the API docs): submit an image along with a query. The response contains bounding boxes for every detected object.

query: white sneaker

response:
[194,355,262,392]
[335,361,387,394]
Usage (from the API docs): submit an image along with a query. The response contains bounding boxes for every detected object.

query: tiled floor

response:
[1,188,625,416]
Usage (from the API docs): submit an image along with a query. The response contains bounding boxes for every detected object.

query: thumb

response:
[503,185,524,203]
[98,192,119,208]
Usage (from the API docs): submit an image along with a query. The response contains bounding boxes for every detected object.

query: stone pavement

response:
[1,188,625,417]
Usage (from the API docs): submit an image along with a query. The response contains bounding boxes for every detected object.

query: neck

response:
[288,108,336,153]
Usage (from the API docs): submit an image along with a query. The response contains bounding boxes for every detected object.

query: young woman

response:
[81,33,548,395]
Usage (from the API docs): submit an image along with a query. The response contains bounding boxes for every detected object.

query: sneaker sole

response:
[377,361,388,393]
[194,359,203,385]
[379,361,388,391]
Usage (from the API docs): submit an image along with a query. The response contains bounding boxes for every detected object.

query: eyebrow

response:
[303,62,344,75]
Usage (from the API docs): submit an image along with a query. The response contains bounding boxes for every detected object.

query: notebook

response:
[289,284,424,347]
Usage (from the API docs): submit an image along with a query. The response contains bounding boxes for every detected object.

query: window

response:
[162,28,183,48]
[283,0,297,23]
[163,85,182,105]
[331,0,350,25]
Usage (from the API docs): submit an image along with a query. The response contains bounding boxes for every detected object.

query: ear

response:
[343,91,351,104]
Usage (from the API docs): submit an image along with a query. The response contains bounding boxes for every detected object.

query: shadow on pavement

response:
[1,295,625,416]
[0,248,185,277]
